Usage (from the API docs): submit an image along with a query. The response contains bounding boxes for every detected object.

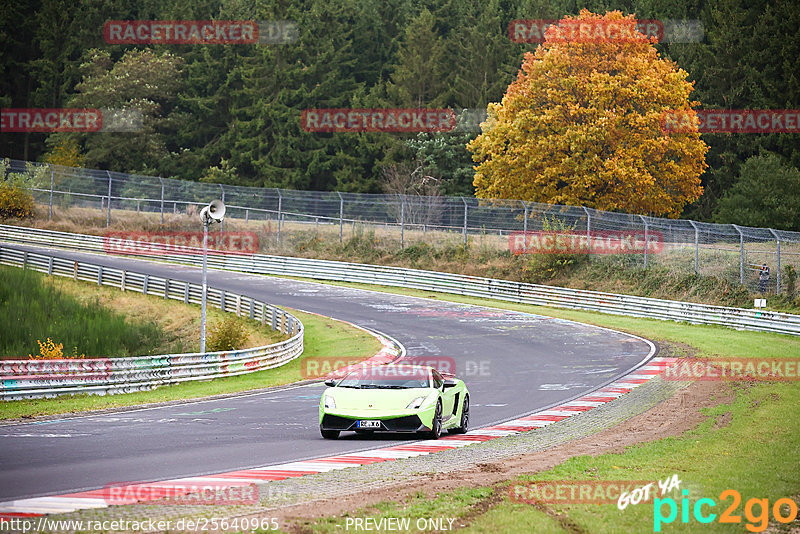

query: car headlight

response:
[324,395,336,409]
[406,396,427,409]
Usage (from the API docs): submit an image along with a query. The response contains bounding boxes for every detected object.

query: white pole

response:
[201,220,208,353]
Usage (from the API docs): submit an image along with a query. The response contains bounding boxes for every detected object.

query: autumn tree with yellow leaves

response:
[468,10,707,217]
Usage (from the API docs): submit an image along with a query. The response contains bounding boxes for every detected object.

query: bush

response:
[0,182,35,219]
[785,265,797,299]
[206,315,249,352]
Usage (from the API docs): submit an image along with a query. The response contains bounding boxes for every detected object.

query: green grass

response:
[0,308,381,419]
[278,488,495,534]
[0,265,164,358]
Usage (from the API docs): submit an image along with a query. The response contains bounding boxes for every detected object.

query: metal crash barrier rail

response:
[1,224,799,337]
[0,245,304,400]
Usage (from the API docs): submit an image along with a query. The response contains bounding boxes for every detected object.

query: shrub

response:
[0,182,35,219]
[206,315,249,352]
[519,215,586,283]
[785,265,797,299]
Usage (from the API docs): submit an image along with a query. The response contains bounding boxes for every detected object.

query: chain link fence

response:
[3,158,799,295]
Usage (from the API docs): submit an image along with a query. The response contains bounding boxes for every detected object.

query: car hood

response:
[325,387,434,411]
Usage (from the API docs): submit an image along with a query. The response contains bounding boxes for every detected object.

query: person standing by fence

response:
[759,263,770,293]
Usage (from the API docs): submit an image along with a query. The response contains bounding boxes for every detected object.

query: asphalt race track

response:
[0,244,655,501]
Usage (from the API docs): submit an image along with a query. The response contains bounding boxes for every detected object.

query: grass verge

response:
[0,309,382,420]
[0,265,164,358]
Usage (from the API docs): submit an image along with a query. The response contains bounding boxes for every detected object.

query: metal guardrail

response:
[2,224,799,337]
[0,245,304,400]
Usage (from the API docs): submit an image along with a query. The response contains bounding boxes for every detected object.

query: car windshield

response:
[337,366,430,389]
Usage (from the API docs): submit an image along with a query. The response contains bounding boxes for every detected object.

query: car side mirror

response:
[324,378,336,387]
[443,378,457,389]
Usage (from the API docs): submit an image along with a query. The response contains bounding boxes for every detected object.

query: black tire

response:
[426,400,443,440]
[449,395,469,434]
[321,428,340,439]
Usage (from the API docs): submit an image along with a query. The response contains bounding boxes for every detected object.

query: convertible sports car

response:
[319,364,470,439]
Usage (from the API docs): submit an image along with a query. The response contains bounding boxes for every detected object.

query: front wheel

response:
[426,400,442,440]
[321,427,340,439]
[449,395,469,434]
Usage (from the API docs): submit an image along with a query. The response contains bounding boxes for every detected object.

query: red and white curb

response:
[0,356,676,519]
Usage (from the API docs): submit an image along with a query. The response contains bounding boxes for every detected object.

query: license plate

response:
[357,420,381,429]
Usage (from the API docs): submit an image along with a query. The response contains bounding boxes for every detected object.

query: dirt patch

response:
[270,379,733,530]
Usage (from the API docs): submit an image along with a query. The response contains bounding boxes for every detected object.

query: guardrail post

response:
[461,197,468,246]
[97,265,103,285]
[733,224,745,285]
[271,308,277,330]
[400,196,405,248]
[276,189,282,244]
[639,215,649,269]
[769,228,781,293]
[689,220,699,276]
[121,270,126,291]
[48,163,54,220]
[143,274,149,294]
[184,283,189,303]
[337,191,344,243]
[47,256,53,275]
[249,299,254,319]
[159,177,165,225]
[261,303,266,326]
[73,261,78,280]
[164,279,169,299]
[106,170,112,227]
[236,294,241,315]
[245,209,249,223]
[220,290,226,311]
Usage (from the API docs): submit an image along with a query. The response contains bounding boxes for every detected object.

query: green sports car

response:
[319,364,470,439]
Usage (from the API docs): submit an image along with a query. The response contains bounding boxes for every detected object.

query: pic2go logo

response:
[654,489,799,532]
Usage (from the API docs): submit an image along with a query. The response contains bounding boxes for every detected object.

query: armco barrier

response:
[2,224,800,336]
[0,245,304,400]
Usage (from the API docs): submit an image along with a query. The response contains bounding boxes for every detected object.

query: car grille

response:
[321,414,424,432]
[321,414,357,430]
[382,415,423,432]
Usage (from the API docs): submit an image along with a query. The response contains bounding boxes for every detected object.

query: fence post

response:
[48,163,54,220]
[733,224,745,285]
[582,206,591,241]
[639,215,649,269]
[337,191,344,243]
[689,220,699,276]
[522,201,529,251]
[276,189,282,244]
[461,197,468,246]
[106,170,112,227]
[400,196,405,248]
[769,228,781,294]
[159,177,165,225]
[219,184,225,232]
